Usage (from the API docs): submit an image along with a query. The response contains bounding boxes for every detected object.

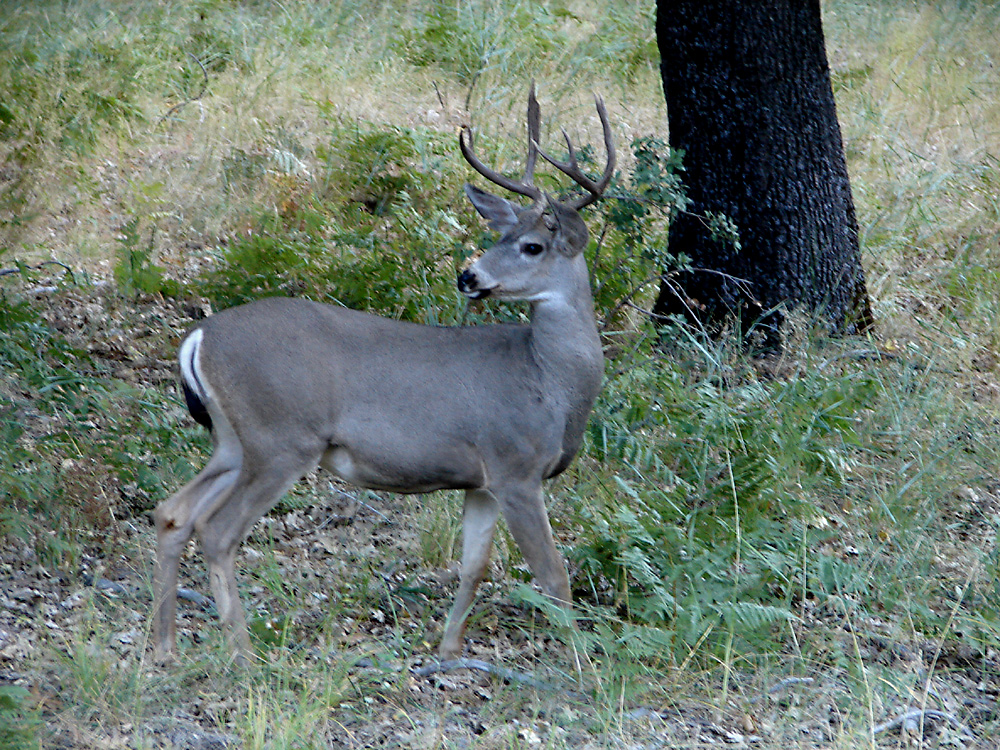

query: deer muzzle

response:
[457,268,493,299]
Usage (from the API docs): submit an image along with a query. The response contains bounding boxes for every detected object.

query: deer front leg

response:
[152,461,239,662]
[496,483,571,608]
[439,488,501,659]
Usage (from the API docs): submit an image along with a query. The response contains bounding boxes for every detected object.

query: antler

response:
[459,84,544,203]
[535,94,616,210]
[460,86,615,210]
[523,83,541,187]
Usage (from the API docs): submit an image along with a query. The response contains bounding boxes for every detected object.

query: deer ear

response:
[465,184,520,232]
[545,198,589,257]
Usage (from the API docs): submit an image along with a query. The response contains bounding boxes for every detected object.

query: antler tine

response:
[460,88,614,208]
[523,83,541,186]
[459,84,547,203]
[460,126,543,201]
[536,94,616,210]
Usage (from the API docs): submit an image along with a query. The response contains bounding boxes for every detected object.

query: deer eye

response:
[522,242,544,256]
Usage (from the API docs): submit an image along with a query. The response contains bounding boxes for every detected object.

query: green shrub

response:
[0,685,40,750]
[586,136,690,329]
[113,214,181,299]
[199,121,467,321]
[0,4,147,246]
[315,123,440,217]
[571,337,879,659]
[0,10,146,152]
[565,0,657,84]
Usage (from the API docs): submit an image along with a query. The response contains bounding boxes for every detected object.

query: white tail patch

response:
[178,329,209,404]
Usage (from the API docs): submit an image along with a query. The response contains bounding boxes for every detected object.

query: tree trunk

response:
[652,0,873,341]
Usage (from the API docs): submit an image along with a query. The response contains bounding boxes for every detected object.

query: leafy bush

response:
[566,0,657,84]
[586,136,690,329]
[199,122,467,321]
[196,194,466,321]
[113,214,181,299]
[315,123,440,217]
[571,337,879,659]
[0,30,143,155]
[0,684,40,750]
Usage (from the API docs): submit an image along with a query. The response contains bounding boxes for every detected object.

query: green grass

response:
[2,0,1000,747]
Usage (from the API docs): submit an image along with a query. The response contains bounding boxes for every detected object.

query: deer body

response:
[153,87,614,662]
[183,287,601,493]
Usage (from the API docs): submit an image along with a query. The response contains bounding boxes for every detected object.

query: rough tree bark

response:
[652,0,874,340]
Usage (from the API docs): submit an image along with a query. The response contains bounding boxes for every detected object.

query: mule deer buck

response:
[152,86,615,662]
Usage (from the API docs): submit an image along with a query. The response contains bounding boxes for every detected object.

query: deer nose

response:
[457,269,492,299]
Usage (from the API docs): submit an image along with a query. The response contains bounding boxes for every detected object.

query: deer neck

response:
[524,262,603,475]
[526,262,602,385]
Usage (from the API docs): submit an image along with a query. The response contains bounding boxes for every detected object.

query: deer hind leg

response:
[439,488,501,659]
[152,451,240,662]
[193,451,318,661]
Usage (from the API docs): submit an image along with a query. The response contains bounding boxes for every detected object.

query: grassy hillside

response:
[1,0,999,747]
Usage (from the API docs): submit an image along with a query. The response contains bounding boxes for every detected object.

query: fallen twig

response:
[0,260,76,284]
[157,53,209,126]
[873,707,975,738]
[177,587,214,610]
[413,657,582,698]
[768,676,815,693]
[93,577,129,596]
[87,575,215,613]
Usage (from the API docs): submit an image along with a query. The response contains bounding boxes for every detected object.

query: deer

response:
[151,85,615,663]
